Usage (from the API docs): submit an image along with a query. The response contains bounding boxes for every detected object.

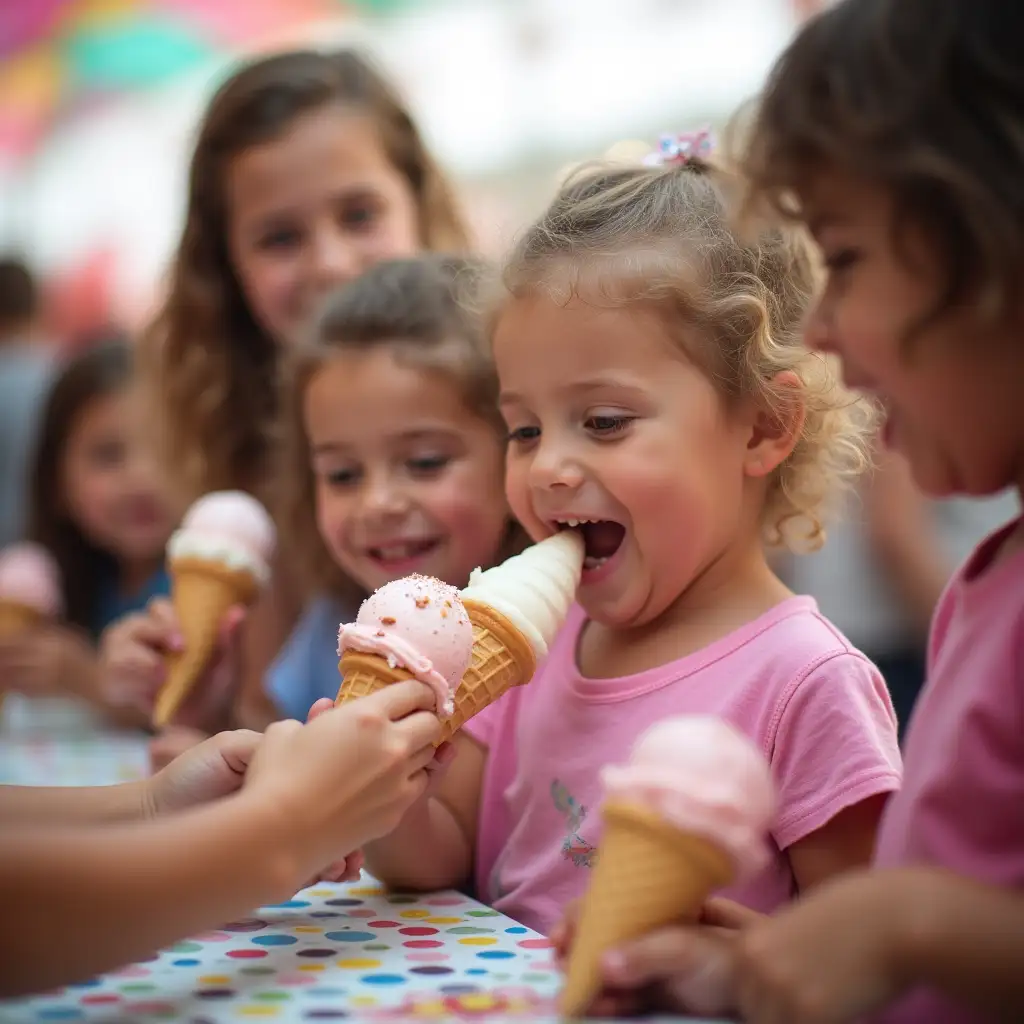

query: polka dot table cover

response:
[0,732,149,787]
[0,878,720,1023]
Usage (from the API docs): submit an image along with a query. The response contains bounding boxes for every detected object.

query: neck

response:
[118,555,163,596]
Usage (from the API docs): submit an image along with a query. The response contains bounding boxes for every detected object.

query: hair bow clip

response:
[643,128,714,167]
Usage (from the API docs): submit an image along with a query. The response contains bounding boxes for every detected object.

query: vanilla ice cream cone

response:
[0,600,45,636]
[153,557,260,727]
[560,801,734,1018]
[437,600,536,744]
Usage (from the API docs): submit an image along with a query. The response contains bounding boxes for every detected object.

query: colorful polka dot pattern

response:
[1,880,572,1022]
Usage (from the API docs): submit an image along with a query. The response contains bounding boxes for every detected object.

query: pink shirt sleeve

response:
[462,688,510,747]
[770,652,902,849]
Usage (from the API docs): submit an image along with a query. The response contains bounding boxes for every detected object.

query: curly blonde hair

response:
[494,157,874,553]
[279,254,528,602]
[137,50,470,507]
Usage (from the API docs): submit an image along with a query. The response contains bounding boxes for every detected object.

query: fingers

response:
[119,608,181,652]
[306,698,335,723]
[602,927,729,991]
[366,679,439,720]
[212,728,262,776]
[701,897,765,931]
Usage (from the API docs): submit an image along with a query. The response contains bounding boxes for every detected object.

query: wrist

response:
[229,789,308,899]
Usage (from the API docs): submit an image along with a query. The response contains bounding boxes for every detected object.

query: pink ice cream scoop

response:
[167,490,276,582]
[602,715,776,877]
[0,543,63,617]
[337,574,473,716]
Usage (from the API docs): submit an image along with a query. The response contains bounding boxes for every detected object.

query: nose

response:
[359,470,410,519]
[528,436,584,493]
[310,223,359,287]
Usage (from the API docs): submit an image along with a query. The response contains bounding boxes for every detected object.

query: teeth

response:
[555,517,598,528]
[583,555,609,570]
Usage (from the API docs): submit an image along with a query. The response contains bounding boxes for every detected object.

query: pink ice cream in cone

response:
[560,716,775,1018]
[153,491,275,727]
[0,543,62,635]
[336,574,474,717]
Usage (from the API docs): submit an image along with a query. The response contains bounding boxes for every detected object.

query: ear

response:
[743,370,805,479]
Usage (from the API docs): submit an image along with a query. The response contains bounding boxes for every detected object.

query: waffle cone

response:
[437,599,536,745]
[153,557,259,728]
[335,649,415,706]
[0,600,44,636]
[560,801,734,1018]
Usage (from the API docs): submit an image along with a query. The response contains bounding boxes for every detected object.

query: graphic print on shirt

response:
[551,779,597,868]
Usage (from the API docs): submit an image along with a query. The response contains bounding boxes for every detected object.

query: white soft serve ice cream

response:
[168,491,275,583]
[460,531,584,659]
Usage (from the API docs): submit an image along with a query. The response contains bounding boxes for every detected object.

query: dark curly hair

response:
[742,0,1024,325]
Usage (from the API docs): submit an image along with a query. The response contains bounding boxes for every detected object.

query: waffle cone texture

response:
[560,801,735,1018]
[335,599,536,744]
[153,557,260,728]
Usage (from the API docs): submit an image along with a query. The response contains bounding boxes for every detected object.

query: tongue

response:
[580,521,625,559]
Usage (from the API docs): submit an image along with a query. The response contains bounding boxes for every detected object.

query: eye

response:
[506,425,540,446]
[584,414,633,437]
[340,202,379,232]
[325,466,359,487]
[88,439,125,468]
[258,226,302,250]
[406,454,450,476]
[822,248,860,274]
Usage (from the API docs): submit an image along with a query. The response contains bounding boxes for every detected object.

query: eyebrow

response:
[311,428,461,455]
[499,377,649,405]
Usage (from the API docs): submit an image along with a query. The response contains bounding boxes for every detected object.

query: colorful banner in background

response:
[0,0,423,167]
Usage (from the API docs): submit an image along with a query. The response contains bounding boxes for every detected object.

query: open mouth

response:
[366,538,442,566]
[553,518,626,571]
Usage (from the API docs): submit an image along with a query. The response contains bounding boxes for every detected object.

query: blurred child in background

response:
[131,49,471,758]
[0,339,175,731]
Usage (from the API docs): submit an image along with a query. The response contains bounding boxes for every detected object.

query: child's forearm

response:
[363,795,472,891]
[0,794,296,997]
[0,781,149,825]
[899,869,1024,1019]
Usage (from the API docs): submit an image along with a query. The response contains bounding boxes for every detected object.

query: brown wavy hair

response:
[741,0,1024,327]
[27,338,135,636]
[138,49,470,508]
[491,157,874,553]
[280,254,527,603]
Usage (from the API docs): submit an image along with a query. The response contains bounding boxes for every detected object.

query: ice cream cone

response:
[0,600,44,636]
[153,557,260,728]
[437,599,536,744]
[335,649,416,705]
[560,801,734,1019]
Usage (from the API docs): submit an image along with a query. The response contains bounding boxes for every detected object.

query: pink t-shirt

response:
[871,520,1024,1024]
[465,596,902,935]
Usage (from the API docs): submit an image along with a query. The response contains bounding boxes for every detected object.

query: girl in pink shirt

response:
[363,139,901,932]
[563,1,1024,1021]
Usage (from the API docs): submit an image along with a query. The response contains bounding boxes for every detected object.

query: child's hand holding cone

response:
[559,716,775,1019]
[153,491,275,728]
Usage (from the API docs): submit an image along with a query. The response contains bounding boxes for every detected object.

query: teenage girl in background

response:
[128,49,471,757]
[0,339,175,731]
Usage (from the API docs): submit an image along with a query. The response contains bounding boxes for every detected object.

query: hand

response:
[242,681,442,886]
[553,898,759,1018]
[149,726,210,773]
[145,729,262,816]
[0,626,93,700]
[99,597,245,730]
[733,869,915,1023]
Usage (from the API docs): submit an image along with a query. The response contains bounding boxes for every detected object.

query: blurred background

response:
[0,0,816,337]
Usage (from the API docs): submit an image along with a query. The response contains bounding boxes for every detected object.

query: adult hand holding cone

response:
[153,492,275,728]
[560,716,775,1018]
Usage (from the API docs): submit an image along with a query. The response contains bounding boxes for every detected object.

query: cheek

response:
[503,459,535,530]
[314,485,350,559]
[237,257,299,332]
